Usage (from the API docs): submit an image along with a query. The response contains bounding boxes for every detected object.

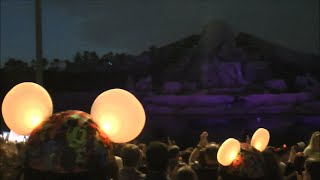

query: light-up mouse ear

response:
[1,82,53,135]
[217,138,241,166]
[90,89,146,143]
[250,128,270,152]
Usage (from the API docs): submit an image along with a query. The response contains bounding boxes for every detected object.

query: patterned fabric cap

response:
[25,110,112,173]
[221,143,265,179]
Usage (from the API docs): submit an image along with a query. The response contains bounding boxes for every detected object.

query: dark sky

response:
[1,0,319,62]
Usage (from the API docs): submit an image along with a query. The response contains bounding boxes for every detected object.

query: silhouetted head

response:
[121,144,142,168]
[146,141,169,172]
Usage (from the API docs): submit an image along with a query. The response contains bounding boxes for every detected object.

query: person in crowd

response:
[189,132,219,180]
[303,131,320,160]
[180,148,193,164]
[174,166,198,180]
[137,143,148,174]
[168,145,181,178]
[21,111,119,180]
[262,149,284,180]
[274,147,290,174]
[302,158,320,180]
[145,141,170,180]
[119,144,145,180]
[282,145,306,180]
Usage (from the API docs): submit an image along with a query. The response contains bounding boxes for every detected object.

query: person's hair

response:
[146,141,169,171]
[305,158,320,180]
[204,143,219,162]
[138,143,147,153]
[180,150,192,164]
[174,166,198,180]
[307,131,320,150]
[168,145,180,159]
[120,144,142,167]
[262,149,284,180]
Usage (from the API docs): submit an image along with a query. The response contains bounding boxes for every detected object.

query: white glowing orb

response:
[91,89,146,143]
[251,128,270,152]
[217,138,241,166]
[2,82,53,135]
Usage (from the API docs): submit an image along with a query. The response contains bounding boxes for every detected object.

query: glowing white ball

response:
[2,82,53,135]
[90,89,146,143]
[251,128,270,152]
[217,138,241,166]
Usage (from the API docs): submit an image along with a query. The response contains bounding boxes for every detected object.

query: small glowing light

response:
[99,115,120,135]
[251,128,270,152]
[229,152,237,162]
[217,138,241,166]
[255,142,262,150]
[2,132,10,140]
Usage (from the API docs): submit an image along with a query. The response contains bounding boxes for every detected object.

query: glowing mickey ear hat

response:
[1,82,53,135]
[2,82,146,144]
[217,128,270,166]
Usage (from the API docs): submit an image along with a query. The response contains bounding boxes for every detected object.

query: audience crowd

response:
[0,129,319,180]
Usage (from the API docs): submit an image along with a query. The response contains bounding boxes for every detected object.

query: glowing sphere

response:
[90,89,146,143]
[217,138,241,166]
[2,82,53,135]
[251,128,270,152]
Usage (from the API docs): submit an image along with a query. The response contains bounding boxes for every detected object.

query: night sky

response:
[1,0,319,62]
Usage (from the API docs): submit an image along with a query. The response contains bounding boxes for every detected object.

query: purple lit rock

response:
[143,95,234,107]
[136,76,152,91]
[162,81,183,94]
[264,79,287,91]
[200,62,247,88]
[144,105,174,114]
[242,92,312,107]
[243,61,272,82]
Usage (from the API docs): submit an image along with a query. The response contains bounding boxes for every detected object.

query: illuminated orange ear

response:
[250,128,270,152]
[1,82,53,135]
[90,89,146,143]
[217,138,241,166]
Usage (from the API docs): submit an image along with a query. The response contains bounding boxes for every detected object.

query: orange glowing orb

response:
[251,128,270,152]
[90,89,146,143]
[217,138,241,166]
[1,82,53,135]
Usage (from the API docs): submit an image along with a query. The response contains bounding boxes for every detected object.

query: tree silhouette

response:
[73,52,83,63]
[31,58,48,70]
[3,58,30,72]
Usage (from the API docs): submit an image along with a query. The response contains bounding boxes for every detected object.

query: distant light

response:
[256,117,261,122]
[2,131,10,140]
